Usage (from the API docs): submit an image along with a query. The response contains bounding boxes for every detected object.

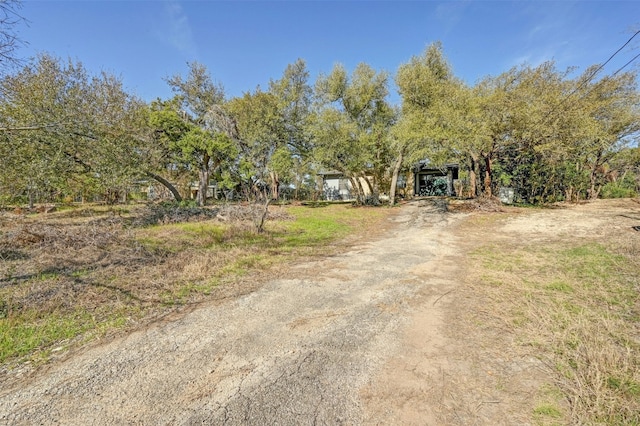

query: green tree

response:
[228,89,285,200]
[395,43,640,203]
[487,63,639,202]
[492,62,580,201]
[312,62,395,203]
[0,54,145,205]
[144,97,190,202]
[394,42,459,200]
[269,58,313,158]
[226,60,314,202]
[165,62,238,206]
[268,59,315,199]
[572,70,640,199]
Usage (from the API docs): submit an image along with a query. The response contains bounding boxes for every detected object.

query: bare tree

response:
[0,0,27,70]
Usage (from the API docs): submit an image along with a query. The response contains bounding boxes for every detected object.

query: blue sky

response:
[16,1,640,105]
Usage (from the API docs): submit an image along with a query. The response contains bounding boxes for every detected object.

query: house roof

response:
[414,162,459,173]
[317,170,344,176]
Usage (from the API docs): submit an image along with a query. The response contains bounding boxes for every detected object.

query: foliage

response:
[0,42,638,206]
[227,89,285,199]
[0,54,146,205]
[311,62,396,204]
[600,173,638,199]
[162,62,239,206]
[393,42,464,200]
[268,58,314,158]
[228,59,315,202]
[396,44,640,202]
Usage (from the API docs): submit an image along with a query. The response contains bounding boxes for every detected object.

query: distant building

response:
[317,162,459,201]
[412,162,459,197]
[317,171,373,201]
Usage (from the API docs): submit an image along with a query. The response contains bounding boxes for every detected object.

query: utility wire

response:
[570,29,640,96]
[540,29,640,125]
[612,51,640,77]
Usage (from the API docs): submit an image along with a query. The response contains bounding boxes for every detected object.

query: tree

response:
[269,58,314,158]
[165,62,238,206]
[228,89,285,200]
[0,54,146,205]
[483,63,639,202]
[0,0,26,71]
[572,71,640,199]
[395,43,640,203]
[268,59,315,199]
[487,62,580,201]
[228,60,316,202]
[312,62,395,203]
[394,42,459,201]
[144,97,190,201]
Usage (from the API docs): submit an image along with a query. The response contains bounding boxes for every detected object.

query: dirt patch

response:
[361,198,639,425]
[0,203,383,384]
[360,200,542,425]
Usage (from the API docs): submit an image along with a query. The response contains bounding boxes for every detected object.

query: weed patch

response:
[0,203,391,370]
[470,234,640,424]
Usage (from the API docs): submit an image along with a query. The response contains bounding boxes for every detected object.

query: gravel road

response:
[0,200,464,425]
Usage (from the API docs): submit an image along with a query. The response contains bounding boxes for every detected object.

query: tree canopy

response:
[0,36,638,207]
[0,54,146,205]
[311,62,396,203]
[0,0,26,71]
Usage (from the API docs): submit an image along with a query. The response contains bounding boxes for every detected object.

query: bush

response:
[601,176,638,199]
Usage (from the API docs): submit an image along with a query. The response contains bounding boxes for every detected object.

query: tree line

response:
[0,43,638,207]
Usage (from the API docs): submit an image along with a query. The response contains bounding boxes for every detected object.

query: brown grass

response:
[457,207,640,425]
[0,202,392,376]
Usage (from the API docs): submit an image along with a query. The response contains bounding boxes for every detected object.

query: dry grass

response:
[447,196,505,213]
[0,202,392,375]
[461,209,640,425]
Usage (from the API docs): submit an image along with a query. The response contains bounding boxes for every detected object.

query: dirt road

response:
[3,199,635,425]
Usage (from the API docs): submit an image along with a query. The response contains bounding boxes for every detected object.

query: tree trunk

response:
[254,196,271,233]
[484,155,493,197]
[360,174,372,194]
[469,155,479,198]
[198,168,209,206]
[349,176,363,204]
[589,172,600,200]
[361,173,376,204]
[371,178,381,205]
[588,152,603,200]
[145,172,183,202]
[565,186,574,203]
[389,150,404,206]
[270,171,279,200]
[197,153,211,207]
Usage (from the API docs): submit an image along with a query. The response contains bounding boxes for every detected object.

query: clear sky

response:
[15,0,640,105]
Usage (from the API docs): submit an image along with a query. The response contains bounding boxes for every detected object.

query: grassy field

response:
[465,208,640,425]
[0,203,391,370]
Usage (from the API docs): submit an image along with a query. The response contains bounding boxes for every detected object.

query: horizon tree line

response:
[0,42,638,207]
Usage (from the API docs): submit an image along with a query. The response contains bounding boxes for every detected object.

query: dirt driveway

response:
[1,199,637,425]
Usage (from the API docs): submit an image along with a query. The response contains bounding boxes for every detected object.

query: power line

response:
[540,29,640,125]
[612,51,640,77]
[560,30,639,105]
[577,29,639,85]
